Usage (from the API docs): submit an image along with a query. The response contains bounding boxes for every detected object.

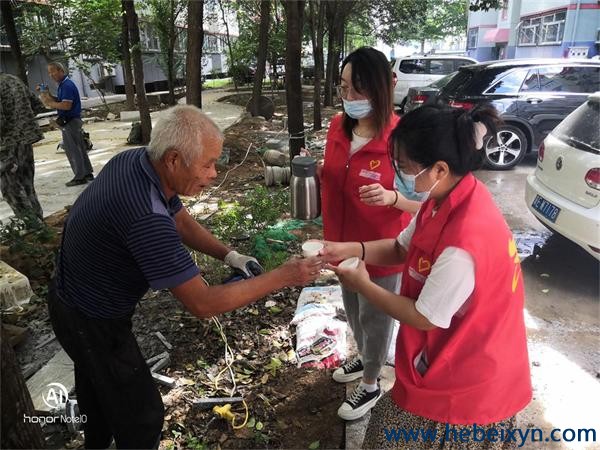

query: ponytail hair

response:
[389,104,502,176]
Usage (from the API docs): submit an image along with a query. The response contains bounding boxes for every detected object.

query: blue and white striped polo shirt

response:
[56,147,200,319]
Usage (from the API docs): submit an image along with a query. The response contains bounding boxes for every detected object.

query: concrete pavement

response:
[0,90,244,223]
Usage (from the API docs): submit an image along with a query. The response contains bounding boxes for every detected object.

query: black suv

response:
[437,59,600,169]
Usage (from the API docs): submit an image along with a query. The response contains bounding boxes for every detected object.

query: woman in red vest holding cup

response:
[320,47,412,421]
[323,104,532,448]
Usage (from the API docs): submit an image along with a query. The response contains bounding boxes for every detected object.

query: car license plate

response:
[532,195,561,223]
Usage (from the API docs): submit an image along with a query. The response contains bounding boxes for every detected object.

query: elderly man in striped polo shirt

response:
[48,105,322,449]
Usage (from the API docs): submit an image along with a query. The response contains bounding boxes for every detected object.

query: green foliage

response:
[15,0,121,63]
[185,435,207,450]
[203,186,291,270]
[0,215,55,250]
[0,214,57,284]
[344,16,377,51]
[208,186,289,242]
[366,0,466,46]
[245,185,289,226]
[469,0,504,11]
[229,63,253,86]
[229,0,286,75]
[265,357,282,376]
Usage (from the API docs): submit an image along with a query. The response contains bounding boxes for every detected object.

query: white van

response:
[391,55,477,108]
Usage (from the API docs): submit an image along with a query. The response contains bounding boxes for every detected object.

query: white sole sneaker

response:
[332,368,364,383]
[337,390,382,421]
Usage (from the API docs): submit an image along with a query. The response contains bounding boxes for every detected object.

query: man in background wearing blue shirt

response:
[39,61,93,186]
[48,105,323,448]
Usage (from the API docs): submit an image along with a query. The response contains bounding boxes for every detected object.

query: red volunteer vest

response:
[321,114,410,277]
[391,174,532,424]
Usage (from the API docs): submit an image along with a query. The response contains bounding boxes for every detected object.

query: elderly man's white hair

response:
[148,105,223,165]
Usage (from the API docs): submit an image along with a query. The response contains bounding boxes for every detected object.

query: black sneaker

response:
[65,178,87,187]
[337,384,381,420]
[85,173,94,181]
[332,358,364,383]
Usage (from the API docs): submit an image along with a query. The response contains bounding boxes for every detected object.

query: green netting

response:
[251,218,322,262]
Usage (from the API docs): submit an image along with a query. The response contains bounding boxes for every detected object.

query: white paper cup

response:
[302,240,324,258]
[339,256,360,270]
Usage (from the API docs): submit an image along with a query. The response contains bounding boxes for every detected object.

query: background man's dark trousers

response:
[62,118,93,182]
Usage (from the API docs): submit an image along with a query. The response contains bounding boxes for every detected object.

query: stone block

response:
[0,261,33,311]
[120,110,141,122]
[26,349,74,412]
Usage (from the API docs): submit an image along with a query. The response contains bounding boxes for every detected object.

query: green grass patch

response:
[202,77,233,89]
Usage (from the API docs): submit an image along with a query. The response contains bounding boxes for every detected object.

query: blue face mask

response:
[342,98,372,119]
[394,168,436,202]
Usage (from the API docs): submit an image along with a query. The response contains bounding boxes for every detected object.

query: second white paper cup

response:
[339,256,360,270]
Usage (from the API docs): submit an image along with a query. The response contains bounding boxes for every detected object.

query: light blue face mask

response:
[342,98,372,119]
[395,168,438,202]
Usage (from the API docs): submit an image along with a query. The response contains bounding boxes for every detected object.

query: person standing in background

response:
[0,72,46,221]
[39,61,93,186]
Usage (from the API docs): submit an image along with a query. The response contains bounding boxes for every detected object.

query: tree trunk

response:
[308,0,325,130]
[1,1,28,86]
[333,16,344,84]
[166,0,176,105]
[323,1,353,107]
[217,0,237,92]
[121,9,135,110]
[186,0,204,108]
[283,0,305,158]
[323,1,339,107]
[123,0,152,144]
[250,0,271,116]
[1,328,45,449]
[167,45,176,105]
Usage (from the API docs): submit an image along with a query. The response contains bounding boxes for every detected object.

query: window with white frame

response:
[518,10,566,46]
[140,23,160,51]
[204,35,219,53]
[518,17,540,45]
[467,28,478,49]
[175,28,186,52]
[540,11,566,44]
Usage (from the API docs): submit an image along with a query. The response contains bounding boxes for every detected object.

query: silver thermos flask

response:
[290,156,321,220]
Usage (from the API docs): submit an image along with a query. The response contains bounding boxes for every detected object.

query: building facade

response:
[467,0,600,62]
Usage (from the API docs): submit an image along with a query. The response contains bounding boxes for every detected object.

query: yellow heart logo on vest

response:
[418,257,431,273]
[512,265,521,293]
[508,237,521,292]
[369,160,381,170]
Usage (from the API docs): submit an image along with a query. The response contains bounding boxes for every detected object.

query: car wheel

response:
[483,124,528,170]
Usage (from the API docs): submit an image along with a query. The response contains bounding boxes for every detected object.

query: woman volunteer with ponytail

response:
[322,104,532,449]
